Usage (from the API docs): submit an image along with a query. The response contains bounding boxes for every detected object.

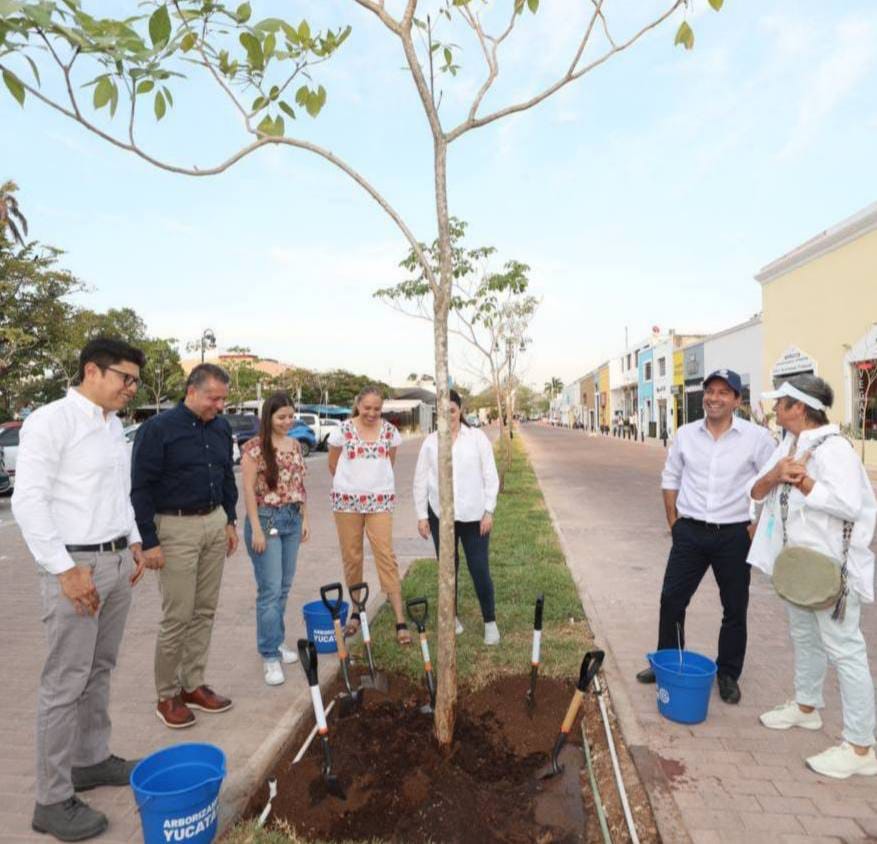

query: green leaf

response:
[443,47,452,65]
[708,0,723,9]
[136,79,155,94]
[180,32,197,52]
[251,95,267,111]
[297,19,310,43]
[674,20,694,50]
[295,84,308,106]
[236,2,252,23]
[527,0,539,11]
[162,86,173,107]
[108,82,119,117]
[154,89,166,120]
[2,68,24,106]
[263,32,276,61]
[93,76,113,109]
[239,31,264,71]
[149,5,171,49]
[278,100,295,119]
[256,113,285,136]
[24,55,40,86]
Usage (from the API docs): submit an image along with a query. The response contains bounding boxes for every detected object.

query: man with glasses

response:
[13,337,154,841]
[131,363,239,729]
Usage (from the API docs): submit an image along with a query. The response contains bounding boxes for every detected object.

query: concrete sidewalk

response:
[521,425,877,844]
[0,438,432,842]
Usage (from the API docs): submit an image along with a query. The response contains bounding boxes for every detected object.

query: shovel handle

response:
[332,618,348,660]
[406,596,429,631]
[348,581,369,612]
[560,690,584,735]
[534,594,544,631]
[297,638,318,686]
[320,582,344,619]
[577,649,605,692]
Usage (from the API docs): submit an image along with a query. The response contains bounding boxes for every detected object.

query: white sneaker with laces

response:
[263,660,285,686]
[278,643,299,664]
[759,701,822,731]
[484,621,500,646]
[455,617,464,635]
[806,742,877,779]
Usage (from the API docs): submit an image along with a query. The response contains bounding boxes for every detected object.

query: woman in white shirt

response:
[327,386,410,645]
[413,390,500,645]
[748,375,876,780]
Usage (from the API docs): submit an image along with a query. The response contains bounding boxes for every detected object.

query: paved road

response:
[0,439,432,842]
[521,424,877,844]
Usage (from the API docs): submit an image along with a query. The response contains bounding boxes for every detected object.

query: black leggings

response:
[427,506,496,623]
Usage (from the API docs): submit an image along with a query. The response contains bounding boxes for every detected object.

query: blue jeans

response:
[244,504,302,659]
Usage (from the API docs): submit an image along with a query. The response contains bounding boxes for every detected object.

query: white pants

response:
[786,593,876,747]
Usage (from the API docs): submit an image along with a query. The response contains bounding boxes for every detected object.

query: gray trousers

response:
[36,551,133,804]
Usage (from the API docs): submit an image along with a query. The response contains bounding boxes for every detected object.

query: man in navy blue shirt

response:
[132,363,239,728]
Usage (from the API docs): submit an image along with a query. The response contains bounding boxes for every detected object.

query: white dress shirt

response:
[12,389,141,575]
[661,416,776,525]
[413,426,499,522]
[747,424,876,602]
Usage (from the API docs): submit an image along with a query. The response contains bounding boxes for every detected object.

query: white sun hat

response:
[762,381,826,411]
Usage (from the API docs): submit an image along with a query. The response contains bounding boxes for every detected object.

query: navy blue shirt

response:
[131,402,238,550]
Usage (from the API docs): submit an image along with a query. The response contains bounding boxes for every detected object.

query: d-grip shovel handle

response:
[320,582,344,619]
[534,594,544,631]
[406,597,429,632]
[297,639,319,686]
[349,581,369,613]
[577,650,605,692]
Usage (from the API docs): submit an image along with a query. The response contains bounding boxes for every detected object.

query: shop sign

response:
[772,346,817,379]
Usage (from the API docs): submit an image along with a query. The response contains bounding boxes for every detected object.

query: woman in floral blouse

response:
[241,392,310,686]
[327,385,410,645]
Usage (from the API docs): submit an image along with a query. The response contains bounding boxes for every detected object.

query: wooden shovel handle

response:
[333,618,347,660]
[560,691,584,734]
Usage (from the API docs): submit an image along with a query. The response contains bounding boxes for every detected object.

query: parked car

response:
[124,422,241,463]
[288,419,317,457]
[224,412,260,448]
[0,456,10,496]
[295,413,341,450]
[0,421,22,491]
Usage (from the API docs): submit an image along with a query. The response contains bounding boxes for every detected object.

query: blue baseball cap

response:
[703,368,742,395]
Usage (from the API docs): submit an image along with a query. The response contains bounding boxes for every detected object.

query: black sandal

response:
[395,622,412,646]
[344,612,361,638]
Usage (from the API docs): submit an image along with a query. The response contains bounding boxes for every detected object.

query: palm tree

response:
[543,376,563,398]
[0,180,28,246]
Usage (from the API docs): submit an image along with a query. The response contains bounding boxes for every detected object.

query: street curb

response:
[519,432,691,844]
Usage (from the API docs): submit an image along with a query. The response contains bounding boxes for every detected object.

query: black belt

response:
[679,517,749,530]
[66,536,128,553]
[156,505,219,517]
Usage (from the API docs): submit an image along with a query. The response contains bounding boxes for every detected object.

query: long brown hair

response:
[259,391,296,490]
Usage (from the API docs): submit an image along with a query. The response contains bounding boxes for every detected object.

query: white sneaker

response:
[278,643,299,664]
[455,617,464,635]
[484,621,500,646]
[759,701,823,731]
[806,742,877,779]
[263,660,285,686]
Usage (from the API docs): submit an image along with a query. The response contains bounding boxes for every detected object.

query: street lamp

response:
[200,328,216,364]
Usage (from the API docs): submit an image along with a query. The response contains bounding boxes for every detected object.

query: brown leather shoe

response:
[156,696,196,729]
[181,685,233,713]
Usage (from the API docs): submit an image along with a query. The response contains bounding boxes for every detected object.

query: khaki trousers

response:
[333,511,401,596]
[154,507,227,700]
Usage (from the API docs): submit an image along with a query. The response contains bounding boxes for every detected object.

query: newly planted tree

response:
[0,0,720,746]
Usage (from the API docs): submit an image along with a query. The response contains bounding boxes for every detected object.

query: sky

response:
[2,0,876,392]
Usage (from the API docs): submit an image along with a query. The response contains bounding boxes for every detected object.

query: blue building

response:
[638,347,655,438]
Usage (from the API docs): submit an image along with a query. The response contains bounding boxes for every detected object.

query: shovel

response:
[348,581,389,693]
[526,594,545,715]
[297,639,346,800]
[320,582,364,715]
[406,597,436,715]
[538,649,605,780]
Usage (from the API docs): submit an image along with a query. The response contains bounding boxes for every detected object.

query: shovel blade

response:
[537,733,570,780]
[336,690,364,717]
[323,773,346,800]
[359,673,390,694]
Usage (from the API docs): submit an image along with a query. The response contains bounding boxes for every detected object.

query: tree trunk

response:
[431,137,457,749]
[492,372,508,492]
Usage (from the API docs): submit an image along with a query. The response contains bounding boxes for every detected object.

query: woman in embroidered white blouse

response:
[413,390,500,645]
[748,375,877,780]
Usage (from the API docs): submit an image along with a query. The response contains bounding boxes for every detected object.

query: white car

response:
[295,413,340,450]
[0,422,21,491]
[123,423,241,464]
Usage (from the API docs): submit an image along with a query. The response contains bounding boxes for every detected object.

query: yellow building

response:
[598,363,610,430]
[756,201,877,466]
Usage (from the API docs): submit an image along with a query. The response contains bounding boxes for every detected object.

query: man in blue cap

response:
[636,369,775,703]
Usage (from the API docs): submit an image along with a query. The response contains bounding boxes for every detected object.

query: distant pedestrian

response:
[241,392,310,687]
[131,363,239,729]
[635,369,775,704]
[413,390,501,644]
[749,376,876,779]
[327,385,410,645]
[13,338,153,842]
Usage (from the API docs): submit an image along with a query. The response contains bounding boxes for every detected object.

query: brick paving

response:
[0,438,431,842]
[522,425,877,844]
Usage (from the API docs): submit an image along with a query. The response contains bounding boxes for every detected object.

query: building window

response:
[626,353,631,370]
[634,350,640,367]
[644,362,652,381]
[658,357,666,377]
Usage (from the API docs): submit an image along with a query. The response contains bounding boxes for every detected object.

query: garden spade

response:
[320,582,364,715]
[526,594,544,715]
[297,639,346,800]
[406,597,436,715]
[538,649,605,780]
[348,581,389,693]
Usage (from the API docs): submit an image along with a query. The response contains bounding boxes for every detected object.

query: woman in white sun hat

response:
[748,374,876,780]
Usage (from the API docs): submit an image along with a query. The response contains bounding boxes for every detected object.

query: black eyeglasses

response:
[101,365,142,389]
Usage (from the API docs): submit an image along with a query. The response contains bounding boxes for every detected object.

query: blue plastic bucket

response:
[648,649,717,725]
[130,743,226,844]
[303,599,348,653]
